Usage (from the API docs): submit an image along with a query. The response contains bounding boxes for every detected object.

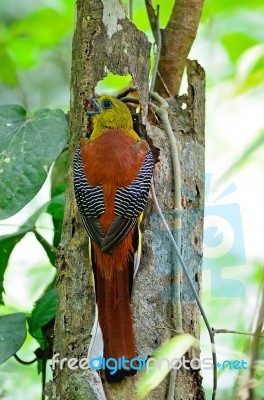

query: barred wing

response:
[73,144,105,248]
[101,147,153,253]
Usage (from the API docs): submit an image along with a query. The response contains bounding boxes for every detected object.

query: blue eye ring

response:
[101,99,113,109]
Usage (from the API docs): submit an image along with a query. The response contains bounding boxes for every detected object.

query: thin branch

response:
[145,0,157,42]
[117,86,137,99]
[129,0,133,21]
[42,359,47,400]
[149,91,181,211]
[149,6,162,92]
[213,329,264,338]
[157,70,173,98]
[14,353,37,365]
[62,144,69,153]
[120,96,140,104]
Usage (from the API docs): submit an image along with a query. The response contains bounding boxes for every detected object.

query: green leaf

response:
[28,288,57,340]
[221,33,258,64]
[50,149,68,198]
[0,313,27,365]
[47,192,65,222]
[0,105,68,220]
[0,232,25,305]
[137,334,196,399]
[46,192,65,249]
[34,230,56,266]
[0,203,49,304]
[48,150,67,247]
[9,8,73,49]
[0,46,18,86]
[201,0,264,21]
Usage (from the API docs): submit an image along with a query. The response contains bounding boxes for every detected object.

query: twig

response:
[14,353,37,365]
[157,70,173,98]
[120,96,140,104]
[150,5,162,92]
[149,91,181,210]
[145,0,157,42]
[213,329,264,338]
[42,359,47,400]
[129,0,133,21]
[61,144,69,153]
[117,86,137,99]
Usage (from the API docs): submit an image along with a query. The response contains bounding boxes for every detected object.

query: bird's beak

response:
[86,98,101,116]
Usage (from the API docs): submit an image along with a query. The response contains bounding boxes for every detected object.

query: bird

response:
[73,95,153,383]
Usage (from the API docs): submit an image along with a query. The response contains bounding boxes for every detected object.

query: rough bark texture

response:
[49,0,206,399]
[154,0,204,97]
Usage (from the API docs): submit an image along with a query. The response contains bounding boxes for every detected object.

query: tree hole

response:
[95,72,133,96]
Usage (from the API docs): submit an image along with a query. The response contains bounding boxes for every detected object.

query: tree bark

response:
[48,1,206,399]
[154,0,204,97]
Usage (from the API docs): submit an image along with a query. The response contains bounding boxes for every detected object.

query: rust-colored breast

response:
[81,128,148,187]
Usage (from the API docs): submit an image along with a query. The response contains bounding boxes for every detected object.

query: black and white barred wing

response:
[73,144,105,248]
[101,147,153,253]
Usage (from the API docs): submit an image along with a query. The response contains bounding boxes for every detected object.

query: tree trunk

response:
[48,1,206,399]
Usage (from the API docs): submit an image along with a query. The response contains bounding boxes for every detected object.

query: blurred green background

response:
[0,0,264,399]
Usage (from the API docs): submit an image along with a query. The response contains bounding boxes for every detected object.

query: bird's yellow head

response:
[87,96,137,140]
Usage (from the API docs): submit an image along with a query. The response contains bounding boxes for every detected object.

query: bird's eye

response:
[101,99,112,109]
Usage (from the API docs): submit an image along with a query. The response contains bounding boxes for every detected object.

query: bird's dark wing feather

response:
[101,146,154,252]
[73,144,105,248]
[74,144,153,253]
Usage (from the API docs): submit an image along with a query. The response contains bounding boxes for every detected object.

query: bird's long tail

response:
[96,264,136,383]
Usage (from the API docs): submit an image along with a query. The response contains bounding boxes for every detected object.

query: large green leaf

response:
[0,46,18,86]
[0,313,27,365]
[28,288,57,340]
[0,203,48,304]
[221,33,258,64]
[201,0,264,21]
[0,105,68,220]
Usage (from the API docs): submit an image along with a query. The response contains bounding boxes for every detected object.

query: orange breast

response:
[81,129,147,187]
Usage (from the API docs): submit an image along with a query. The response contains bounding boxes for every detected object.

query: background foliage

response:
[0,0,263,399]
